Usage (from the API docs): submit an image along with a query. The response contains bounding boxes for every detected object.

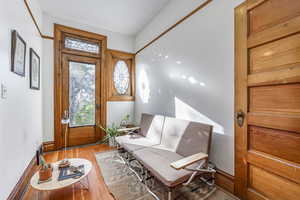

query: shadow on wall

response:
[173,97,232,171]
[136,66,227,136]
[174,97,224,135]
[137,68,224,135]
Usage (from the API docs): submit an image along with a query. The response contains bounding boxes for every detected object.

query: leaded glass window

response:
[65,37,99,54]
[113,60,130,95]
[69,61,96,127]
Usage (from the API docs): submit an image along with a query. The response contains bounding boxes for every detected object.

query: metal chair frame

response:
[117,146,216,200]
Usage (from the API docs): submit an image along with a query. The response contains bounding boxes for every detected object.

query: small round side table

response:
[30,158,92,194]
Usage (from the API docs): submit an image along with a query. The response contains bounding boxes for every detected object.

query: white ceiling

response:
[40,0,171,36]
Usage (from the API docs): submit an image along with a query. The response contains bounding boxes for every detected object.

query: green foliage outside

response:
[74,103,95,126]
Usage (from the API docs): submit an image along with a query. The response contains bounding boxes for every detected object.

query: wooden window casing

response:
[106,49,135,101]
[61,33,102,58]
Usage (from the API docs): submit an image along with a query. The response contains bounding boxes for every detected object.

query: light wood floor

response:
[23,144,116,200]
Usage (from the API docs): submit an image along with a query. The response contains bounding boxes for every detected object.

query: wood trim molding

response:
[216,169,235,194]
[107,49,135,101]
[43,141,56,152]
[23,0,54,40]
[7,156,38,200]
[234,1,248,199]
[135,0,213,55]
[246,0,268,11]
[24,0,212,55]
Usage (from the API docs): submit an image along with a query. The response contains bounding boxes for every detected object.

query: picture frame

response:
[11,30,26,76]
[29,48,40,90]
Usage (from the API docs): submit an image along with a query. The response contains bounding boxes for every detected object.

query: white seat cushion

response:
[133,147,199,187]
[153,117,190,152]
[139,113,165,144]
[116,113,165,152]
[116,134,158,152]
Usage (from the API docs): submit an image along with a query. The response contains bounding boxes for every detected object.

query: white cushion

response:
[116,134,158,152]
[140,113,165,144]
[155,117,190,152]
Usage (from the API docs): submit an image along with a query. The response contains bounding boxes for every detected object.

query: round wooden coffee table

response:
[30,158,92,192]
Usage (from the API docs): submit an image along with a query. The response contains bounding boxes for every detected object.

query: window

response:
[69,61,96,127]
[107,50,135,101]
[113,60,130,95]
[64,37,100,54]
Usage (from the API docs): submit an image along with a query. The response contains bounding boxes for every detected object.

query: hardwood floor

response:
[23,144,115,200]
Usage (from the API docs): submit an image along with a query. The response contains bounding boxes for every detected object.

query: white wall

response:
[0,0,43,199]
[135,0,203,50]
[42,13,135,141]
[107,101,135,126]
[134,0,244,175]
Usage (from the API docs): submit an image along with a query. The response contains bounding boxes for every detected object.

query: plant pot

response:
[39,165,53,182]
[109,137,117,147]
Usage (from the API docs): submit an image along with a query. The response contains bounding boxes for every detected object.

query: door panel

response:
[62,54,101,147]
[249,33,300,73]
[249,0,300,34]
[247,151,300,185]
[248,112,300,132]
[249,165,300,200]
[249,84,300,113]
[249,126,300,163]
[235,0,300,199]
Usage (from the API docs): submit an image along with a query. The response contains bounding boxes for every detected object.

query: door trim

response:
[234,1,248,199]
[54,24,107,149]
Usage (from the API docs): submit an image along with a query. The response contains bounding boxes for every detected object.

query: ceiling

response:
[40,0,171,36]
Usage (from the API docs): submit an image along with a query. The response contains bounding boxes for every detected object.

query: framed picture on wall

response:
[29,48,40,90]
[11,30,26,76]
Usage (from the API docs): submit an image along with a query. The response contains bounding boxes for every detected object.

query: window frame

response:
[107,49,135,101]
[61,32,102,58]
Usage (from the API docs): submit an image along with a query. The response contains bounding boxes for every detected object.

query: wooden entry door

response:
[235,0,300,199]
[54,24,107,149]
[62,54,101,147]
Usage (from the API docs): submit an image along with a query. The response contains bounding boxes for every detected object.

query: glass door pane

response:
[69,61,96,127]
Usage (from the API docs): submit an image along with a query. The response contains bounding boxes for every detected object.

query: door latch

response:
[236,110,245,127]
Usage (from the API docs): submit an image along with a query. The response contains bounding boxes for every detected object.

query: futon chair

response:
[116,113,215,200]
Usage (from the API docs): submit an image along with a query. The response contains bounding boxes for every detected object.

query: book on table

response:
[58,165,85,181]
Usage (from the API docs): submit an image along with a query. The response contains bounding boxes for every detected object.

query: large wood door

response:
[54,24,107,149]
[62,54,101,146]
[235,0,300,199]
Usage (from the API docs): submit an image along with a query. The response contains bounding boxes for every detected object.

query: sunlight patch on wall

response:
[175,97,224,134]
[138,68,150,104]
[169,73,206,87]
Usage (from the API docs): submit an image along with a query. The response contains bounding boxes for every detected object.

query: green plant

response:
[99,114,130,144]
[120,114,130,127]
[99,123,120,143]
[40,155,51,170]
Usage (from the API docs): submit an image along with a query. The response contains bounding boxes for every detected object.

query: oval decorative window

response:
[113,60,130,95]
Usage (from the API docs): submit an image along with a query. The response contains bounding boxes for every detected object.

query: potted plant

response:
[99,123,120,147]
[99,114,131,147]
[39,155,53,182]
[120,114,130,128]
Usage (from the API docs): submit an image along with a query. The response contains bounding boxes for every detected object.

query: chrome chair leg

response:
[168,188,173,200]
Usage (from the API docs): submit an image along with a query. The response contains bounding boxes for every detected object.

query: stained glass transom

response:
[65,37,99,54]
[113,60,130,95]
